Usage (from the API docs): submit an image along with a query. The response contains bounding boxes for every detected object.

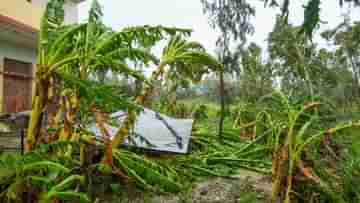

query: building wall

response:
[0,40,37,64]
[31,0,80,24]
[0,0,81,31]
[0,0,42,29]
[0,0,81,112]
[0,40,37,111]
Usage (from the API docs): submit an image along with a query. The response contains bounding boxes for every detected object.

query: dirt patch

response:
[99,170,271,203]
[189,172,271,203]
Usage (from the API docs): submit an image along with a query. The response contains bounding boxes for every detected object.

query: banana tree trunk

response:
[111,63,166,148]
[271,146,288,203]
[58,94,79,141]
[26,72,50,151]
[94,108,113,166]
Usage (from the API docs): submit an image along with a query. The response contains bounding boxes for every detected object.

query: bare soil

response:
[98,169,271,203]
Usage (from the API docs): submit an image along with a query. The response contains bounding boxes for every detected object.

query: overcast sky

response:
[79,0,360,54]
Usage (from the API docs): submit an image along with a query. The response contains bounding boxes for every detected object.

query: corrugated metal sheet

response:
[89,108,194,154]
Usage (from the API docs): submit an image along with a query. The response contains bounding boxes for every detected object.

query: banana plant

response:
[27,0,193,151]
[111,35,223,147]
[26,0,87,151]
[266,91,359,203]
[38,175,89,203]
[159,48,214,115]
[61,0,192,115]
[0,151,89,203]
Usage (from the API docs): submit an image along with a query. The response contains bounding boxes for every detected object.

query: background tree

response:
[201,0,255,140]
[268,16,320,100]
[239,43,275,101]
[264,0,359,39]
[322,18,360,104]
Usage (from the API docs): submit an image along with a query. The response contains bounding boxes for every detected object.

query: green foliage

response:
[60,73,141,114]
[201,0,255,41]
[0,149,88,203]
[8,0,360,202]
[192,104,209,120]
[225,90,360,202]
[113,149,182,193]
[300,0,321,39]
[264,0,360,39]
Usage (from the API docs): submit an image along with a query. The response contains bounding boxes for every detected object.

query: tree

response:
[322,18,360,103]
[268,16,319,100]
[240,43,275,101]
[202,0,255,140]
[202,0,360,42]
[264,0,360,39]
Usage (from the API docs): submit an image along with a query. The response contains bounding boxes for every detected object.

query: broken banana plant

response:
[26,0,193,151]
[111,36,222,148]
[26,0,85,151]
[268,92,360,203]
[111,62,166,147]
[93,106,114,167]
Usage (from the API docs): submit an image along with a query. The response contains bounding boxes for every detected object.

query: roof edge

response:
[0,14,39,34]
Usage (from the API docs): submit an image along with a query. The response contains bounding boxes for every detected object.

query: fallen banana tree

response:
[111,35,223,148]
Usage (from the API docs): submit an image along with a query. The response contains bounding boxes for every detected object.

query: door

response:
[3,58,33,113]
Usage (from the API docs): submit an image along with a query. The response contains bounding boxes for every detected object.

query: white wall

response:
[31,0,80,24]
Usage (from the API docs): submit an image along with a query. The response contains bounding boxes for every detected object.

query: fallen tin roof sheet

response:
[88,108,193,154]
